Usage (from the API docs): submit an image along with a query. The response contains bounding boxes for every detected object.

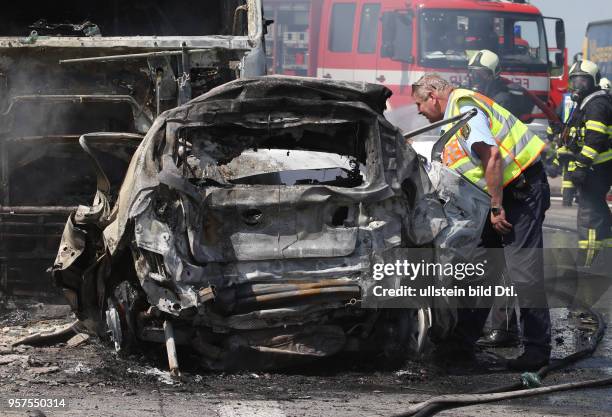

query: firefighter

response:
[412,74,551,371]
[565,60,612,267]
[555,142,578,206]
[467,49,522,117]
[468,49,521,347]
[550,95,579,207]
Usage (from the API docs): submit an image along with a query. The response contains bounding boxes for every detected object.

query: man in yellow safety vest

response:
[411,73,551,371]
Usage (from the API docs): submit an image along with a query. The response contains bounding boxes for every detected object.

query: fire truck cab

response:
[311,0,566,129]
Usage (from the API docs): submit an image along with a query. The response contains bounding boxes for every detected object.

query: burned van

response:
[0,0,266,298]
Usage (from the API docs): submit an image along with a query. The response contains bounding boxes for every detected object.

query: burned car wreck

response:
[52,77,489,371]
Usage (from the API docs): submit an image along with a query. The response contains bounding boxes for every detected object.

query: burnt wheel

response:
[105,280,145,354]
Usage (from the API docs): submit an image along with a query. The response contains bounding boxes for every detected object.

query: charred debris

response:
[0,0,265,298]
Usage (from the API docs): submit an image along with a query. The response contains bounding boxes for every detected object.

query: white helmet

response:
[468,49,501,77]
[569,60,601,85]
[600,77,611,90]
[569,60,601,101]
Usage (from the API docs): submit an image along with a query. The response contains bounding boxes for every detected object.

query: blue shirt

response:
[442,103,496,161]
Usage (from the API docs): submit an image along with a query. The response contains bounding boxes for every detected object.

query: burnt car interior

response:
[175,120,371,188]
[0,0,248,37]
[227,150,363,187]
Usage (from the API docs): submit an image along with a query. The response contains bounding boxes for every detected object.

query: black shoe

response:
[507,349,550,371]
[476,329,520,347]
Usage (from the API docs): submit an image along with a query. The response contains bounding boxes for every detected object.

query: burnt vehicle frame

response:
[53,76,490,372]
[0,0,266,299]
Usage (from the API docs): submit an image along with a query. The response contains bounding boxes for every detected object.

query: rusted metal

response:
[233,286,362,313]
[233,5,249,36]
[197,286,215,303]
[234,280,359,297]
[163,320,181,377]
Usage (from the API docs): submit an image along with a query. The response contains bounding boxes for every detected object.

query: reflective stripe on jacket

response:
[571,90,612,166]
[580,119,612,164]
[442,89,546,191]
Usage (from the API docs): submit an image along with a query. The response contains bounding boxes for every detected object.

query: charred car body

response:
[52,77,489,371]
[0,0,266,298]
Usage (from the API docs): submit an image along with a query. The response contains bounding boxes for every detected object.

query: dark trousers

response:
[561,160,577,207]
[488,291,518,333]
[454,166,552,355]
[577,160,612,267]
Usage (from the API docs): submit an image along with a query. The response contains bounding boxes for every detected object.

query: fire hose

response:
[393,286,609,417]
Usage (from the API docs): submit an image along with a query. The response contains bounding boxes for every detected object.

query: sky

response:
[530,0,611,58]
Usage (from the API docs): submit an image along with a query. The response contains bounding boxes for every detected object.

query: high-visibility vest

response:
[442,89,546,191]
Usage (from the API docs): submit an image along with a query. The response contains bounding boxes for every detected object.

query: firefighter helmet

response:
[569,60,601,102]
[600,77,611,90]
[468,49,501,77]
[569,60,601,85]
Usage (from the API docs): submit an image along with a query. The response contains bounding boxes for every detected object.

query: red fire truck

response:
[308,0,567,127]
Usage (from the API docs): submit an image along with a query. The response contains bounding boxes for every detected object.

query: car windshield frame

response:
[418,9,549,72]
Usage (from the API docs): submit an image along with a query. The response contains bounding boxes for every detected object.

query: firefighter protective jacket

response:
[569,90,612,166]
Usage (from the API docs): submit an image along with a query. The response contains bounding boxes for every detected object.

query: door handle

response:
[376,74,386,83]
[322,73,332,79]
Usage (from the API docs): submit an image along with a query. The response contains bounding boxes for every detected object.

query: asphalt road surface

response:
[0,200,610,417]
